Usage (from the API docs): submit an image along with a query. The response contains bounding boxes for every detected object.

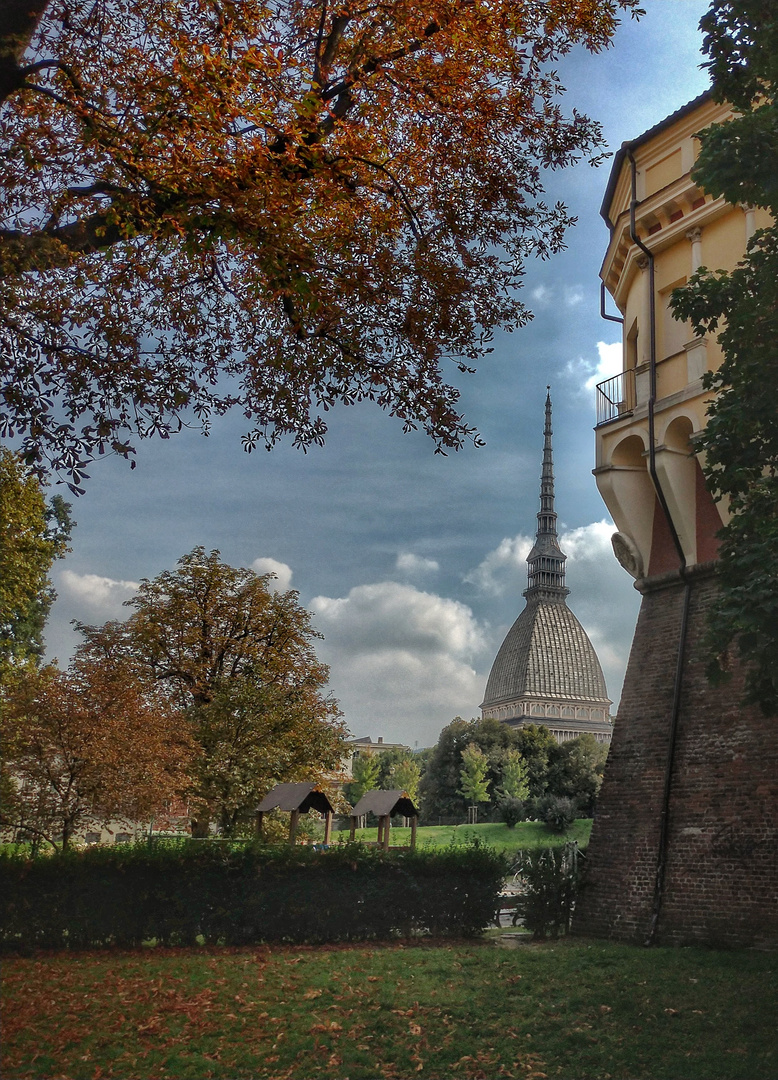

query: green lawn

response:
[343,818,592,853]
[3,939,774,1080]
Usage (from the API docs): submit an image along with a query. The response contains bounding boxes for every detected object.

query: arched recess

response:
[654,414,698,566]
[595,431,655,578]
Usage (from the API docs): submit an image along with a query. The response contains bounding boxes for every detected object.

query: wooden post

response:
[377,816,384,846]
[324,811,333,845]
[382,815,390,851]
[349,815,356,841]
[255,810,264,840]
[410,815,417,851]
[289,809,300,845]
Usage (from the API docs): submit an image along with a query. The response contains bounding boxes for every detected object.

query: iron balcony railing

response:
[595,368,636,426]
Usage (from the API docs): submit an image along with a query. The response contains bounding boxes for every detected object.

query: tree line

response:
[342,715,608,830]
[1,451,347,849]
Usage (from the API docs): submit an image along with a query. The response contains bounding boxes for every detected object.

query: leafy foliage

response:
[0,447,71,674]
[534,794,579,833]
[457,744,490,806]
[512,843,580,939]
[497,796,526,829]
[344,752,381,805]
[387,756,422,803]
[0,648,192,849]
[0,0,641,485]
[671,0,778,713]
[496,747,530,802]
[0,839,509,950]
[546,733,608,816]
[79,548,346,833]
[419,717,603,820]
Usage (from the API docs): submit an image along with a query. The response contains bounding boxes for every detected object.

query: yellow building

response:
[573,92,778,950]
[594,90,769,578]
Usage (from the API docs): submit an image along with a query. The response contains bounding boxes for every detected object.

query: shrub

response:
[498,797,526,828]
[0,839,509,952]
[535,794,578,832]
[512,843,580,939]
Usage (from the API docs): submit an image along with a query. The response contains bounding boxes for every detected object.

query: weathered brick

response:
[573,564,778,949]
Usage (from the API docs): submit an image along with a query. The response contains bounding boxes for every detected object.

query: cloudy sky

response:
[42,1,711,749]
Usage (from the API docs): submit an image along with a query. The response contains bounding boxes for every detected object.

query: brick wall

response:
[573,563,778,949]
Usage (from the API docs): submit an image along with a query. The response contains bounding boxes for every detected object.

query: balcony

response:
[595,369,636,427]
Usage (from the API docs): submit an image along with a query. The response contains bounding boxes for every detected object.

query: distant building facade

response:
[342,735,411,779]
[480,392,613,744]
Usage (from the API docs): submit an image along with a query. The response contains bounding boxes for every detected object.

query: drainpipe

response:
[625,147,693,947]
[600,280,623,325]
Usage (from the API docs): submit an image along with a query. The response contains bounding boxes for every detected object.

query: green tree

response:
[345,753,381,806]
[546,734,608,817]
[513,724,558,800]
[458,744,491,807]
[79,548,346,833]
[189,681,345,836]
[373,745,410,790]
[0,447,72,675]
[671,0,778,713]
[0,1,640,485]
[496,748,530,802]
[418,717,476,819]
[387,757,422,803]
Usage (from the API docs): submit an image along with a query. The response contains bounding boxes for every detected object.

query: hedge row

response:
[0,840,509,952]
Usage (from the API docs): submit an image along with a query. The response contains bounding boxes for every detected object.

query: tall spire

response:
[524,388,568,599]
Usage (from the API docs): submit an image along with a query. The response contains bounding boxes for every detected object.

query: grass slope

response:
[3,939,774,1079]
[346,818,592,853]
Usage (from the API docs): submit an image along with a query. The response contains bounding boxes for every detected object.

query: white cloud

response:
[310,581,489,746]
[58,570,139,614]
[565,285,585,307]
[531,284,552,306]
[463,533,533,596]
[312,581,485,657]
[251,557,293,592]
[395,552,439,576]
[558,520,641,709]
[565,340,622,395]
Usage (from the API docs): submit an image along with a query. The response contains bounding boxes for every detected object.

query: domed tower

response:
[480,391,613,743]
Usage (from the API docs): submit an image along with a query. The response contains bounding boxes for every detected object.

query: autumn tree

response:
[79,547,346,833]
[189,680,344,836]
[0,446,71,676]
[671,0,778,713]
[0,649,191,848]
[0,0,641,487]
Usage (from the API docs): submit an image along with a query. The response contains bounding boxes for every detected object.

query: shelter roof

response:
[256,783,334,815]
[350,789,418,818]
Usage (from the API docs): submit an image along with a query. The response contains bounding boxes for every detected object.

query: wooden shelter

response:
[255,783,335,845]
[349,790,419,850]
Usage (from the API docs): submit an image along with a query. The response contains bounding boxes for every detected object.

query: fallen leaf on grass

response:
[303,988,323,1000]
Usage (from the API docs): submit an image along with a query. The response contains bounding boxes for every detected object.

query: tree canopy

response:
[79,547,346,834]
[0,446,71,675]
[0,0,641,487]
[1,646,191,848]
[671,0,778,713]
